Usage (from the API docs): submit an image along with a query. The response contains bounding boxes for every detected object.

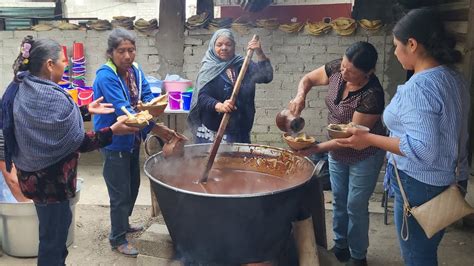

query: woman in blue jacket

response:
[93,28,181,256]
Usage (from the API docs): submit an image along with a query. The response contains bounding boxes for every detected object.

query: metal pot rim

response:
[144,143,316,198]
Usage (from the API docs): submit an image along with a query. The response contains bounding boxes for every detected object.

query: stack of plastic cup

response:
[71,42,86,88]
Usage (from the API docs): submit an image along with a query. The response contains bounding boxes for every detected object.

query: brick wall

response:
[0,29,160,94]
[182,28,405,147]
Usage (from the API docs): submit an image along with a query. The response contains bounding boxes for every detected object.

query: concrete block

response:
[137,254,182,266]
[284,35,311,45]
[138,46,158,55]
[0,31,14,39]
[148,55,160,64]
[182,63,200,73]
[287,54,313,64]
[187,28,213,36]
[3,39,23,48]
[326,44,349,56]
[272,45,299,55]
[62,30,86,39]
[368,35,386,46]
[184,37,203,46]
[183,46,193,55]
[13,30,37,39]
[299,44,326,55]
[276,63,305,74]
[136,223,175,259]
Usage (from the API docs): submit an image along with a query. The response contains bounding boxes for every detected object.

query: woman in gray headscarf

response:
[187,29,273,143]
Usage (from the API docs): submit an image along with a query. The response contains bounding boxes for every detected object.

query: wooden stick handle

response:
[200,35,259,183]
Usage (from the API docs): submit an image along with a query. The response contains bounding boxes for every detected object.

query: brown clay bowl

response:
[283,133,316,150]
[327,124,369,139]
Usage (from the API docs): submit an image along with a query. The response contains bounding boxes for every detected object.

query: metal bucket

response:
[144,143,315,264]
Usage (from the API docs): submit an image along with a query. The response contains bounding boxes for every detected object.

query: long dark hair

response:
[393,8,462,65]
[345,41,378,73]
[12,35,62,81]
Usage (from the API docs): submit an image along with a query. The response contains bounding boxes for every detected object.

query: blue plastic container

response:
[182,91,193,111]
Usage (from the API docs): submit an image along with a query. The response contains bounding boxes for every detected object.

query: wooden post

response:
[293,217,320,266]
[157,0,186,77]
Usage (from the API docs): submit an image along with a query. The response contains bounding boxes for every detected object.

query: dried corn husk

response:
[358,19,383,31]
[57,21,79,30]
[87,19,112,31]
[231,22,250,34]
[331,17,356,36]
[31,24,54,31]
[278,22,304,33]
[304,22,332,36]
[256,18,279,30]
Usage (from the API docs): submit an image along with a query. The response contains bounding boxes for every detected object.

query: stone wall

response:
[0,29,160,94]
[182,28,405,147]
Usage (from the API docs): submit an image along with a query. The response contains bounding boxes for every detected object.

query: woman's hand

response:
[110,115,139,135]
[151,123,187,143]
[335,127,372,150]
[293,143,320,157]
[88,96,115,115]
[248,38,263,55]
[215,99,236,113]
[248,37,267,61]
[288,95,306,116]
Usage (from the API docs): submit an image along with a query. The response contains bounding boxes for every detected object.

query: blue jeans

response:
[35,200,72,266]
[101,149,140,247]
[388,166,468,266]
[328,151,384,260]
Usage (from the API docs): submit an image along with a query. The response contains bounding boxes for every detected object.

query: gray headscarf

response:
[187,29,244,131]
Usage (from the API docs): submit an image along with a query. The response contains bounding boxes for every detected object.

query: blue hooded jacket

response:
[93,60,155,152]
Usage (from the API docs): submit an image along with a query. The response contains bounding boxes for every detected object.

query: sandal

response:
[112,242,138,257]
[127,224,144,233]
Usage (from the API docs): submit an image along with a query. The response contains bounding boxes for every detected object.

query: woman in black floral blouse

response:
[288,42,386,266]
[1,36,137,266]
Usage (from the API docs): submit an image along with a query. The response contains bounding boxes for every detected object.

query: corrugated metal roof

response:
[0,7,55,30]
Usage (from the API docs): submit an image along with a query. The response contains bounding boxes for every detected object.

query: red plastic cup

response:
[73,42,84,61]
[62,46,68,64]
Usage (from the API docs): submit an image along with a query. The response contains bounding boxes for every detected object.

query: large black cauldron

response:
[144,143,315,264]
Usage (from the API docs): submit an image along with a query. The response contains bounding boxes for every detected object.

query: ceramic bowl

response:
[283,133,316,150]
[327,123,369,139]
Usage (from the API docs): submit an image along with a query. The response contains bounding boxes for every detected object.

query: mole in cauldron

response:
[144,143,320,264]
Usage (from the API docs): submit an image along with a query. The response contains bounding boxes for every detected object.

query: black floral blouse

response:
[17,127,113,204]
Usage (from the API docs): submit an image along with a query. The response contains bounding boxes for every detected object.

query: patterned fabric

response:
[384,65,470,186]
[126,68,139,109]
[125,68,141,147]
[12,74,84,172]
[324,59,386,164]
[17,128,113,203]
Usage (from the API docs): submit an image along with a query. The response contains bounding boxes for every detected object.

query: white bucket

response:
[0,178,83,257]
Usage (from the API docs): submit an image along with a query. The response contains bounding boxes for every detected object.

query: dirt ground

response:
[1,206,473,266]
[0,204,161,266]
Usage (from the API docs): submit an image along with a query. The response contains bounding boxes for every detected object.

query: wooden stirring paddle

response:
[199,35,259,183]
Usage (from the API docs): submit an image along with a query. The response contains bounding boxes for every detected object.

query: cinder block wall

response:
[0,29,160,94]
[182,28,404,147]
